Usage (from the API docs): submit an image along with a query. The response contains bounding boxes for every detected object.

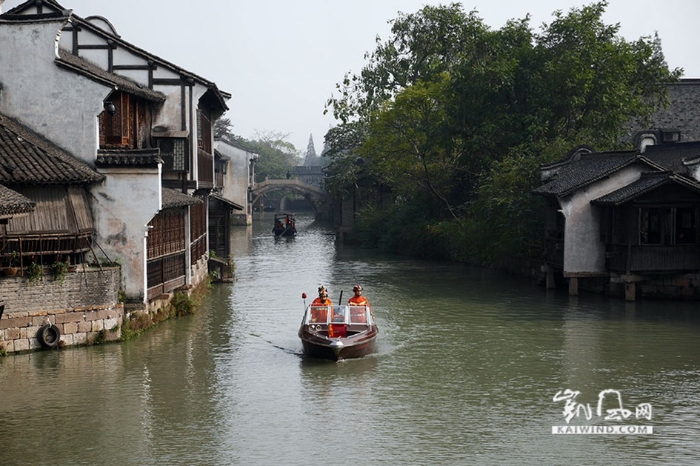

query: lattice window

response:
[190,201,207,263]
[157,138,188,172]
[98,91,152,149]
[147,209,186,259]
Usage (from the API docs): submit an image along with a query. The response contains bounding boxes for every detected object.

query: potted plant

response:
[3,251,20,276]
[26,261,43,284]
[51,260,69,284]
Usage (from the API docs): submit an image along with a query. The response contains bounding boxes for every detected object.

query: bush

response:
[170,292,195,317]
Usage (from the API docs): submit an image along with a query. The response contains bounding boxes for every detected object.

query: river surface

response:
[2,214,700,465]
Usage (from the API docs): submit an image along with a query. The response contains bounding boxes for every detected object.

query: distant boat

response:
[298,303,378,361]
[272,213,296,237]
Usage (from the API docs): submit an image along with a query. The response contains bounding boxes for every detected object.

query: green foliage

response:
[90,257,121,268]
[215,118,302,181]
[323,122,371,197]
[326,3,485,123]
[214,117,235,140]
[351,203,452,259]
[92,329,107,345]
[324,1,680,266]
[120,312,152,341]
[51,261,69,284]
[170,292,196,317]
[237,132,301,182]
[359,75,465,219]
[26,262,42,284]
[6,251,19,267]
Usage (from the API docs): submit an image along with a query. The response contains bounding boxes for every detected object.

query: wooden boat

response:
[272,213,297,237]
[298,303,378,361]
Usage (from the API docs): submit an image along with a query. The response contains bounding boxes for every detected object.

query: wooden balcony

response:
[197,148,213,188]
[606,244,700,273]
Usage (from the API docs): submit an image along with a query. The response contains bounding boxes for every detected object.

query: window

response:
[640,208,662,244]
[197,107,212,154]
[675,207,697,244]
[157,138,188,172]
[100,91,149,149]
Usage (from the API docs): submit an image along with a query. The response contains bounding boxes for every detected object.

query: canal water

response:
[2,214,700,465]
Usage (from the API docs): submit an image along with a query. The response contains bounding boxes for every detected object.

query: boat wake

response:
[249,333,303,357]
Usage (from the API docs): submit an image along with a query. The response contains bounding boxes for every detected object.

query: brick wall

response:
[0,266,123,353]
[651,80,700,142]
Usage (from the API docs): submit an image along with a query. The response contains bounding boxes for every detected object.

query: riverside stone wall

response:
[0,266,123,353]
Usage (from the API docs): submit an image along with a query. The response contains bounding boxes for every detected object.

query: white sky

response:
[4,0,700,153]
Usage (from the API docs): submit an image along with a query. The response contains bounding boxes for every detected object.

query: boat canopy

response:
[305,305,372,325]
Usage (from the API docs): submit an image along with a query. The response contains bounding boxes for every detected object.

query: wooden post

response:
[545,266,556,289]
[625,282,636,301]
[568,277,579,296]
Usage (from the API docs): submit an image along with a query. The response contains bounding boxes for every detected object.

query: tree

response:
[359,75,463,220]
[214,117,235,141]
[326,2,482,123]
[240,130,301,182]
[324,1,680,263]
[213,116,301,181]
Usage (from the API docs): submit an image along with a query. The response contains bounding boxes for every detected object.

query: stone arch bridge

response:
[250,178,331,219]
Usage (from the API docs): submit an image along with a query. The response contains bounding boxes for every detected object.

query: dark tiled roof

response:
[592,172,700,206]
[96,149,162,167]
[641,141,700,174]
[213,150,230,161]
[535,142,700,198]
[210,192,243,210]
[56,49,166,103]
[0,114,104,184]
[162,188,202,209]
[216,137,257,153]
[533,151,638,197]
[0,184,35,218]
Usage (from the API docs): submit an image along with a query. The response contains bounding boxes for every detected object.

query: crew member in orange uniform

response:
[347,284,369,306]
[312,286,332,306]
[310,286,332,323]
[347,284,371,324]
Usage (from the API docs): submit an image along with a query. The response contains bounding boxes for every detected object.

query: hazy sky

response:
[4,0,700,153]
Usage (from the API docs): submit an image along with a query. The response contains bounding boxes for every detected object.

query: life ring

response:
[37,324,61,349]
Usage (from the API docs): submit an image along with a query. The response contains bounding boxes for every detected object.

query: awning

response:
[210,192,244,210]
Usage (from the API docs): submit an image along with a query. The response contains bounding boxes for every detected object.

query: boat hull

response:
[299,326,378,361]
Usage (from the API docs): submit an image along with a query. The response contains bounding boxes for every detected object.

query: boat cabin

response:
[305,305,373,338]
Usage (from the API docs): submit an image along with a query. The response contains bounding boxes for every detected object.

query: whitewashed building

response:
[0,0,229,305]
[214,139,257,226]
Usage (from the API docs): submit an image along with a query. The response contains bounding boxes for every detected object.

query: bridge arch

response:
[250,179,331,219]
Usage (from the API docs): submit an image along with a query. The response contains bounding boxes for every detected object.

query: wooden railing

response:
[606,244,700,273]
[147,252,186,300]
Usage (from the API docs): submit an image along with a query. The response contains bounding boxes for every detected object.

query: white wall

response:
[0,19,162,301]
[561,164,646,274]
[91,167,162,300]
[215,140,252,223]
[0,15,219,301]
[0,20,106,165]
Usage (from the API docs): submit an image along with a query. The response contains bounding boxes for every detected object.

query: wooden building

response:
[534,137,700,300]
